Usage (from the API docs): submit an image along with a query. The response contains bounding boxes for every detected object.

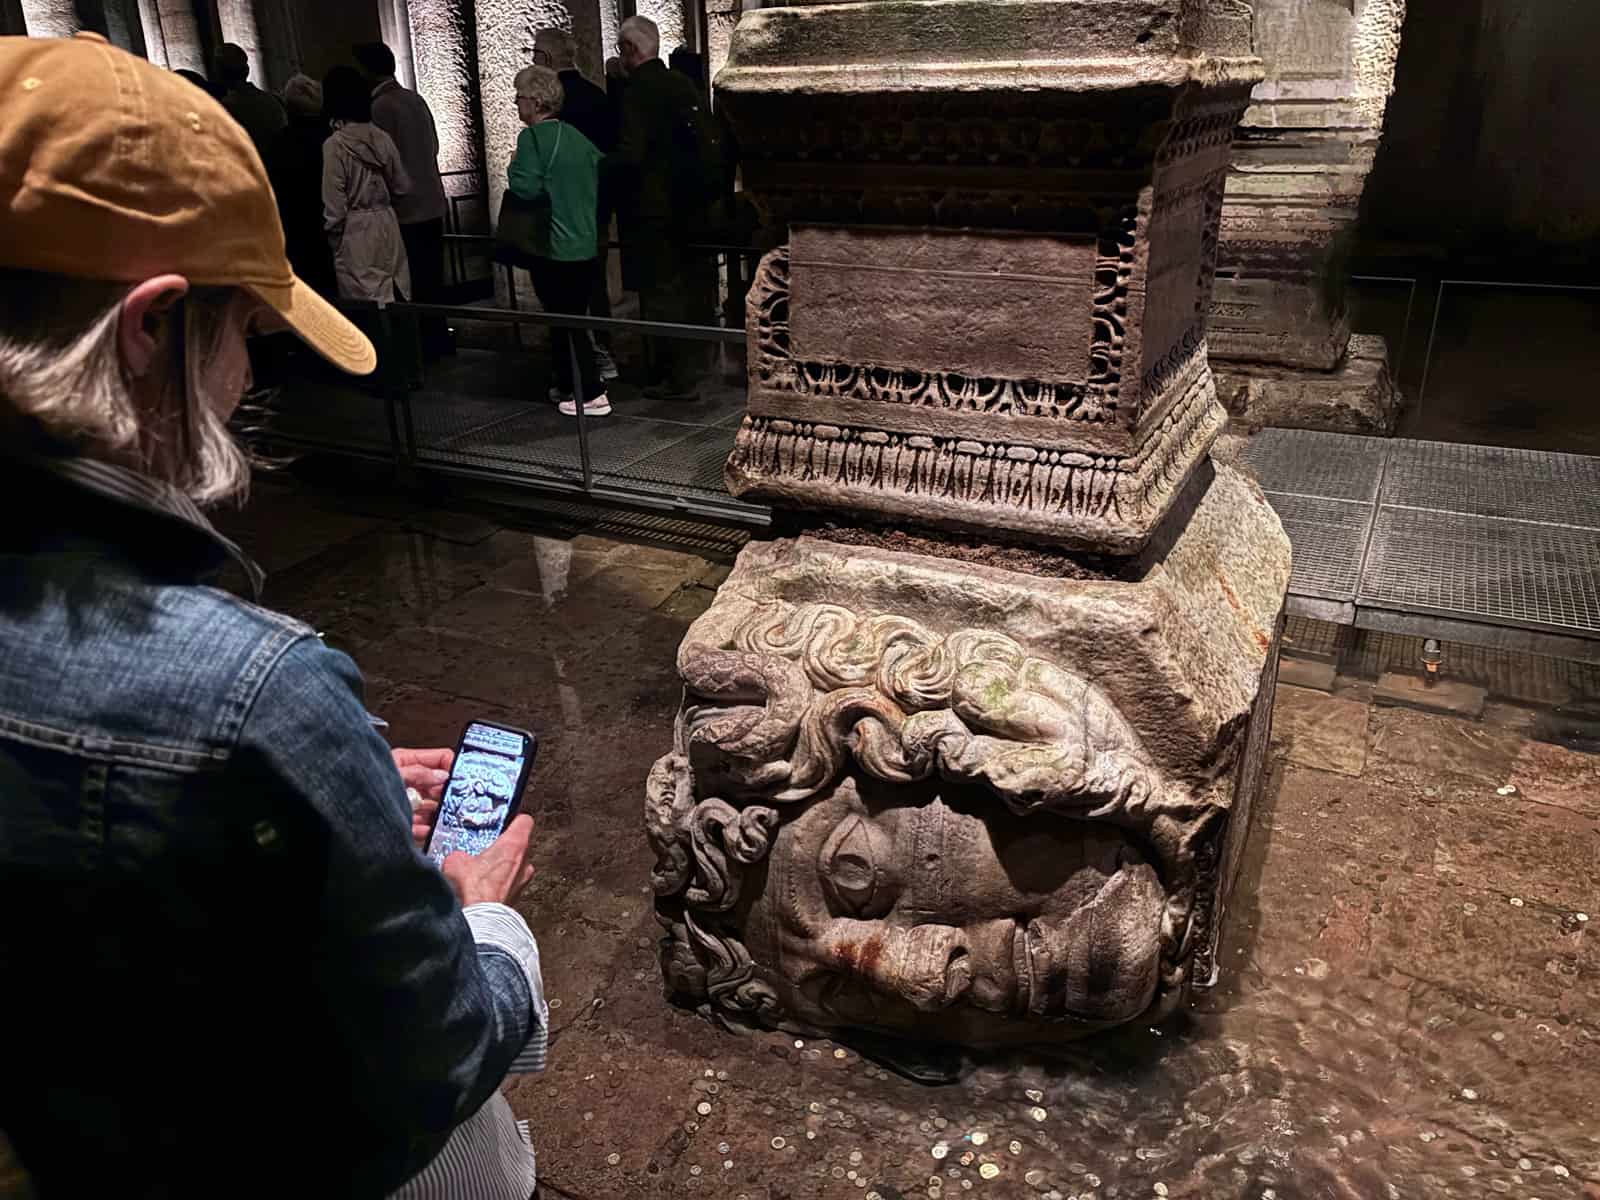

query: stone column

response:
[1209,0,1408,433]
[644,0,1291,1052]
[634,0,684,56]
[215,0,298,90]
[595,0,619,75]
[377,0,417,90]
[19,0,82,36]
[137,0,206,72]
[407,0,487,251]
[704,0,737,87]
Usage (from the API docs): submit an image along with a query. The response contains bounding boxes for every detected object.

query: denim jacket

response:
[0,459,541,1198]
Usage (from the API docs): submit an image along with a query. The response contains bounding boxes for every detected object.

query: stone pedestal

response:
[1210,0,1407,433]
[646,0,1291,1050]
[1217,332,1399,433]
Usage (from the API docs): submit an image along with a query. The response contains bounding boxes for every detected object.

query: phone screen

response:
[425,721,535,866]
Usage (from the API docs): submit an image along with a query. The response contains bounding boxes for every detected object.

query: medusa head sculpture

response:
[645,600,1224,1048]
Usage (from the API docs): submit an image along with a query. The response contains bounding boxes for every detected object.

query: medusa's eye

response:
[819,814,884,916]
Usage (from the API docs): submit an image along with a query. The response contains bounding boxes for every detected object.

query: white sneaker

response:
[595,350,620,382]
[559,394,612,417]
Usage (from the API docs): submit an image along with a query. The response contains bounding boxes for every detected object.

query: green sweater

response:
[506,120,601,262]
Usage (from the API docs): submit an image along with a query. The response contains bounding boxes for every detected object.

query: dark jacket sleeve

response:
[231,636,534,1184]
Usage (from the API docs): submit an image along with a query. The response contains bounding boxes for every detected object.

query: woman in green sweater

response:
[508,65,608,417]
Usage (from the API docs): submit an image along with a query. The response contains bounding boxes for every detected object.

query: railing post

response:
[378,302,419,488]
[567,324,594,494]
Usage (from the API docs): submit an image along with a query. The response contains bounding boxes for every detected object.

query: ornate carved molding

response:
[735,241,1224,552]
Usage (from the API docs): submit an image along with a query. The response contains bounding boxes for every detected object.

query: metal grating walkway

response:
[1243,429,1600,663]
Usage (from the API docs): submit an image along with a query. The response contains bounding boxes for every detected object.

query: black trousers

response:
[530,256,603,403]
[399,216,452,357]
[634,239,711,392]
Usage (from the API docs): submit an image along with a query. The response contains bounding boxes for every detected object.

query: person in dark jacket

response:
[213,42,286,155]
[534,26,621,382]
[604,14,715,401]
[265,74,336,299]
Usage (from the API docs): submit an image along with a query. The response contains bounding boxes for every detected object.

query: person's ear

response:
[118,275,191,378]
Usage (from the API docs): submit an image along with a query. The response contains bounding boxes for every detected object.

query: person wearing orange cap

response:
[0,33,546,1200]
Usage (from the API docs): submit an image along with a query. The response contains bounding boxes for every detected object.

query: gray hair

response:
[619,15,660,59]
[513,65,565,117]
[282,73,323,118]
[533,26,577,69]
[0,270,249,504]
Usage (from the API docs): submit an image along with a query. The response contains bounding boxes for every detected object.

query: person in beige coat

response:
[321,65,412,303]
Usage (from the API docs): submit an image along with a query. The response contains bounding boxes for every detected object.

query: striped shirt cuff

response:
[463,902,548,1075]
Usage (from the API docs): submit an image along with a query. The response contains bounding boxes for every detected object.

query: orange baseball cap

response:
[0,32,375,375]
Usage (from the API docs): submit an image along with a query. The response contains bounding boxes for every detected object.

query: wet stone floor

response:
[13,471,1599,1200]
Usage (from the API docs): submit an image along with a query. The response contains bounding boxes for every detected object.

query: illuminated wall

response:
[635,0,685,57]
[135,0,205,72]
[18,0,82,36]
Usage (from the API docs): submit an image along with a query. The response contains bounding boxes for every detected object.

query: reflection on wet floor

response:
[35,471,1591,1200]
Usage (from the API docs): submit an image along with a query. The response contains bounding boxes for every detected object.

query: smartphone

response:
[424,720,538,867]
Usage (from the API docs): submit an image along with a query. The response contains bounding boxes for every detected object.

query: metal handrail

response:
[286,297,760,521]
[1416,277,1600,416]
[441,231,766,257]
[348,297,744,345]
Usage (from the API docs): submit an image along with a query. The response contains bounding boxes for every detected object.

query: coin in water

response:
[607,1153,621,1166]
[1009,1141,1023,1156]
[696,1102,712,1116]
[1025,1169,1046,1186]
[1025,1089,1044,1103]
[689,1165,702,1177]
[970,1131,990,1146]
[771,1137,787,1150]
[932,1142,950,1160]
[960,1152,974,1166]
[1028,1107,1047,1123]
[980,1163,1000,1180]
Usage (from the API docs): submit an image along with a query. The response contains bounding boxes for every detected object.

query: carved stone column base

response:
[645,463,1290,1049]
[1216,333,1401,435]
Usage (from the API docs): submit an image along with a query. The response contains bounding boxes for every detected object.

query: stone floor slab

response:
[1270,683,1371,775]
[1376,670,1489,719]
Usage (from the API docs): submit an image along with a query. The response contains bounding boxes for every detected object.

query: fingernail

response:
[429,769,449,783]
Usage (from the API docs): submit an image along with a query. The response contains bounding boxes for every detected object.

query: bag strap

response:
[539,122,564,176]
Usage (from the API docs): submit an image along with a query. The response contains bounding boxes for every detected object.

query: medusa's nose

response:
[820,919,1022,1014]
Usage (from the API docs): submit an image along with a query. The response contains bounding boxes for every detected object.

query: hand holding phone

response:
[441,814,536,907]
[424,721,538,867]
